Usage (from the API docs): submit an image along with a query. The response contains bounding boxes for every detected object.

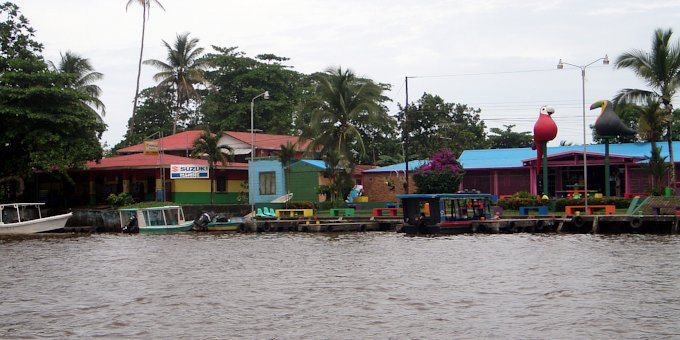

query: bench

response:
[650,206,680,216]
[275,209,314,217]
[329,208,355,217]
[518,206,548,216]
[565,205,616,215]
[372,207,402,217]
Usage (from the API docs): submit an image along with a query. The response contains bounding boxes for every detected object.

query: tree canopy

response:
[487,124,533,149]
[401,93,487,159]
[0,2,105,179]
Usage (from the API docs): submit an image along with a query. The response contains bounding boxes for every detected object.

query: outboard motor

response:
[122,215,139,234]
[192,211,212,231]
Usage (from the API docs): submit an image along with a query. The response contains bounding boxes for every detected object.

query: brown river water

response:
[1,232,680,339]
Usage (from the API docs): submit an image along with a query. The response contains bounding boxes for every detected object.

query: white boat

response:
[0,203,72,234]
[119,205,193,233]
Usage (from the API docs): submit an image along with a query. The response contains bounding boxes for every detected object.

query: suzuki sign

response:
[170,164,209,179]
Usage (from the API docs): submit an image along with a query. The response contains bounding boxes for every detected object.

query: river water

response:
[1,232,679,339]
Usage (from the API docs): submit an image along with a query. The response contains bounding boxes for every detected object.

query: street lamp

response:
[250,90,269,218]
[557,55,609,210]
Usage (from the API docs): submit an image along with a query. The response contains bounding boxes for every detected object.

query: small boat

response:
[0,203,72,234]
[191,212,244,232]
[207,216,245,232]
[119,206,193,233]
[398,192,497,235]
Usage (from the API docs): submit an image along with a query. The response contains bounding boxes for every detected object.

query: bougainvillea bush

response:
[413,149,465,194]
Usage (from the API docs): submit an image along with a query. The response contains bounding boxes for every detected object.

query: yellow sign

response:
[144,141,159,155]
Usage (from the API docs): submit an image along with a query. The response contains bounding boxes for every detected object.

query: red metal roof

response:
[117,130,309,154]
[224,131,309,151]
[85,153,248,170]
[117,130,205,154]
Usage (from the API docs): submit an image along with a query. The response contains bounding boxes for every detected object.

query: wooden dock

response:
[246,214,680,234]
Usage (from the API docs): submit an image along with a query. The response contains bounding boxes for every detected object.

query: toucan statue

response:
[590,100,636,137]
[532,105,558,171]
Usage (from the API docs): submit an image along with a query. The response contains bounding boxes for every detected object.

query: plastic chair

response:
[264,207,276,217]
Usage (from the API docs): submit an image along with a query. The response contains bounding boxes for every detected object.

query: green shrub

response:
[106,193,135,208]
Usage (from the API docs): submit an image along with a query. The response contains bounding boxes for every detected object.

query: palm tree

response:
[636,99,667,151]
[277,141,297,194]
[49,51,105,121]
[302,67,384,165]
[615,28,680,187]
[144,32,208,134]
[126,0,165,130]
[190,129,233,205]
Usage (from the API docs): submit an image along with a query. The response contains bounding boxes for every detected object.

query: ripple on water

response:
[1,232,680,338]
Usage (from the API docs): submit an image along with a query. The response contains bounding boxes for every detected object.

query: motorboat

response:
[398,192,497,235]
[119,205,193,233]
[191,212,245,232]
[0,203,72,234]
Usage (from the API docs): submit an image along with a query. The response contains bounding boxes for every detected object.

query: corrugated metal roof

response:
[363,160,430,173]
[117,130,309,154]
[459,142,680,170]
[84,153,248,170]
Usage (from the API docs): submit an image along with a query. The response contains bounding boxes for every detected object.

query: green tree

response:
[277,141,297,194]
[401,93,487,159]
[190,129,233,205]
[0,2,105,179]
[145,32,208,134]
[318,149,353,205]
[126,0,165,129]
[48,51,106,121]
[301,67,387,165]
[201,47,308,135]
[615,28,680,186]
[487,124,533,149]
[636,99,667,150]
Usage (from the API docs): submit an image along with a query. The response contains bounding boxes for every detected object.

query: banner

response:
[143,141,159,155]
[170,164,209,179]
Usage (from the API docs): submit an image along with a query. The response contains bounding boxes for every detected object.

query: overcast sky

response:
[14,0,680,148]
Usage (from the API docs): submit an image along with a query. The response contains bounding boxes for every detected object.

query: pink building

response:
[458,142,679,198]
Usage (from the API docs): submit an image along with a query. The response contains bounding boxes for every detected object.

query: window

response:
[216,175,227,192]
[259,171,276,195]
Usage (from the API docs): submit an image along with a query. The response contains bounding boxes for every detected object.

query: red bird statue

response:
[532,105,557,171]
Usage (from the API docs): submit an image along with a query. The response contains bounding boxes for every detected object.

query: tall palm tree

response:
[144,32,208,134]
[49,51,105,121]
[615,28,680,187]
[126,0,165,130]
[302,67,384,165]
[191,129,233,205]
[277,141,297,194]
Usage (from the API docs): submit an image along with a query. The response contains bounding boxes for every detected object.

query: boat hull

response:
[205,222,243,232]
[0,213,72,234]
[401,221,474,235]
[139,222,194,233]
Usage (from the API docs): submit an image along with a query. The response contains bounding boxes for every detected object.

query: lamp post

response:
[250,90,269,218]
[557,55,609,211]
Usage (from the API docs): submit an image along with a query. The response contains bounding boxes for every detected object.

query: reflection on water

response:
[1,232,680,339]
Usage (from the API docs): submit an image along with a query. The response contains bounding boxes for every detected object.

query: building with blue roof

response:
[457,141,680,197]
